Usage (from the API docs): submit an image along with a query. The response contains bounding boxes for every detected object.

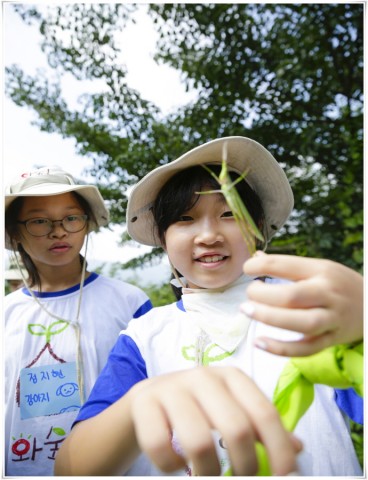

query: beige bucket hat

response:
[127,136,294,247]
[5,166,109,248]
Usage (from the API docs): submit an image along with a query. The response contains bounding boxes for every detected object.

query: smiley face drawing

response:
[56,382,79,397]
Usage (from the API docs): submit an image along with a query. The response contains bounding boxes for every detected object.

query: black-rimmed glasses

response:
[17,214,88,237]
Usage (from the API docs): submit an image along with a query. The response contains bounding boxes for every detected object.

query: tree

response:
[149,3,363,269]
[5,3,363,272]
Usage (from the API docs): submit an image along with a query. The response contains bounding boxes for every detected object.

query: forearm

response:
[54,388,140,475]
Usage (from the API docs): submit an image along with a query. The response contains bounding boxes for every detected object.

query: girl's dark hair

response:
[152,165,265,248]
[5,192,94,291]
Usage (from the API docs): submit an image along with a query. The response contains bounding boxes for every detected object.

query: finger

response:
[225,370,298,475]
[192,375,259,475]
[290,433,304,454]
[245,278,329,309]
[241,301,334,336]
[259,420,300,475]
[254,332,335,357]
[244,253,331,281]
[162,389,221,476]
[132,395,186,472]
[176,368,259,475]
[219,419,258,476]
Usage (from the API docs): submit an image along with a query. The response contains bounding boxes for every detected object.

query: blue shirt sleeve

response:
[335,388,363,425]
[133,299,153,318]
[74,334,147,425]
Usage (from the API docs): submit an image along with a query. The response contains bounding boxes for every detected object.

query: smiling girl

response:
[4,167,152,476]
[55,138,362,477]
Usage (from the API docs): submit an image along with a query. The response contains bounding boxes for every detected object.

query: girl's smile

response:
[194,253,228,265]
[165,192,251,289]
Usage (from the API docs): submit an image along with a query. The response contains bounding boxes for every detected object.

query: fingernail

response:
[255,250,267,257]
[254,338,268,351]
[240,301,255,317]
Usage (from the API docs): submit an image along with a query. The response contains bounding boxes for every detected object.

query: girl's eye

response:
[178,215,193,222]
[221,210,234,218]
[31,218,49,225]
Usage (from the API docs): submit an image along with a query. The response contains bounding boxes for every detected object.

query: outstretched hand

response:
[130,367,300,476]
[242,252,363,357]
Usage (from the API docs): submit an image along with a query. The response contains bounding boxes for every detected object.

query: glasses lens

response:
[24,215,88,236]
[25,218,52,236]
[62,215,87,233]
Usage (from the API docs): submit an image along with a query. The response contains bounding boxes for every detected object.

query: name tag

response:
[20,362,81,419]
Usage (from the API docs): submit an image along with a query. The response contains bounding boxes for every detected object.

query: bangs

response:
[152,166,222,244]
[152,165,265,247]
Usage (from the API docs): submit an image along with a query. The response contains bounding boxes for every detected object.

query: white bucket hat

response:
[127,136,294,247]
[5,166,109,248]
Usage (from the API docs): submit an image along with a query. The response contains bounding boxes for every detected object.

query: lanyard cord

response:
[13,236,89,405]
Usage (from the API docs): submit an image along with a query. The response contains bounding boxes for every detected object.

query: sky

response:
[2,3,197,284]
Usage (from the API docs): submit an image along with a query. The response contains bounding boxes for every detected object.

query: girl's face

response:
[16,193,87,269]
[164,192,251,289]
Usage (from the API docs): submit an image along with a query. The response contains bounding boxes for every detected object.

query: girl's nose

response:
[194,219,224,245]
[49,222,68,238]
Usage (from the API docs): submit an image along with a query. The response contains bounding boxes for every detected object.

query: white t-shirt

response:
[77,277,362,476]
[4,272,152,476]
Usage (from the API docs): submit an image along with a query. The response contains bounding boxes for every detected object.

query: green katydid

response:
[198,141,264,255]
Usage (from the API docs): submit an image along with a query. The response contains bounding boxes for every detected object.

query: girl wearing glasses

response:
[4,166,152,477]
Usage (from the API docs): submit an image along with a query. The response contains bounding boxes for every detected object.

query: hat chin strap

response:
[168,258,187,289]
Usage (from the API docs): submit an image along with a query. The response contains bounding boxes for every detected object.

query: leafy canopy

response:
[5,3,363,272]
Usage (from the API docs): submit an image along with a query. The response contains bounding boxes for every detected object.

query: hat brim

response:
[127,136,294,247]
[5,184,109,250]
